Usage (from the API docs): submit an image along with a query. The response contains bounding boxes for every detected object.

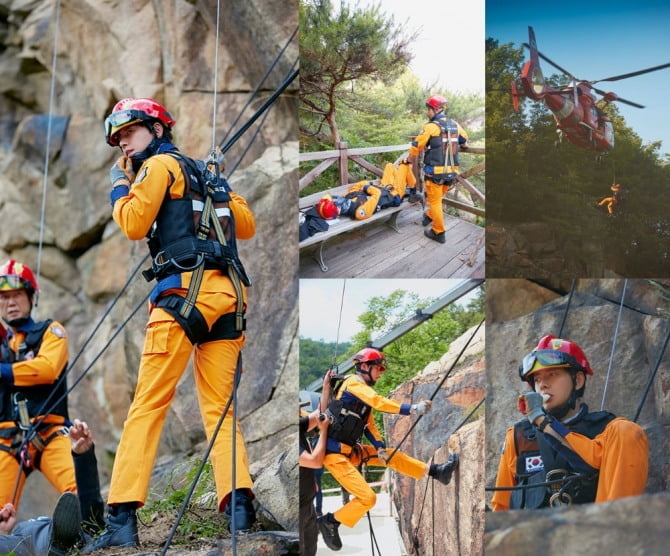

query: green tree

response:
[300,0,414,145]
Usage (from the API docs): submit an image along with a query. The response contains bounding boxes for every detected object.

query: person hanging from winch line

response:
[492,334,648,511]
[404,94,468,244]
[83,98,256,552]
[597,182,622,215]
[317,348,459,552]
[314,161,418,222]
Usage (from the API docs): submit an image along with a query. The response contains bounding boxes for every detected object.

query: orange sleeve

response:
[564,418,648,502]
[491,427,517,511]
[353,186,381,220]
[10,322,68,387]
[409,122,440,158]
[229,192,255,240]
[343,377,406,414]
[112,154,182,240]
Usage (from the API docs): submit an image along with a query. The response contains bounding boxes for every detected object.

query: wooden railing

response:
[300,141,485,217]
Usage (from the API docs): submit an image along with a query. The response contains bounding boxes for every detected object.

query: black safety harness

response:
[142,152,251,345]
[325,375,373,449]
[510,407,617,509]
[423,112,460,185]
[0,320,69,473]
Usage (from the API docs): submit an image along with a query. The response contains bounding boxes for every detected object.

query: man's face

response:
[369,363,386,383]
[117,124,156,157]
[0,289,31,324]
[427,107,436,119]
[531,366,576,411]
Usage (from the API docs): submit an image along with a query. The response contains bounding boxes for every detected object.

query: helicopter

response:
[510,26,670,152]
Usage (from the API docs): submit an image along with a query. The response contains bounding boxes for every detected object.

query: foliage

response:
[140,459,229,543]
[300,0,414,145]
[300,337,352,388]
[486,37,670,276]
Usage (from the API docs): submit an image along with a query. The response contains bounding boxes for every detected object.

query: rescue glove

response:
[411,400,432,415]
[110,155,135,188]
[376,447,390,463]
[518,391,545,426]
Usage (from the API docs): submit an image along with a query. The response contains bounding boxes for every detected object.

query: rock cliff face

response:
[385,324,485,555]
[485,279,670,553]
[0,0,298,522]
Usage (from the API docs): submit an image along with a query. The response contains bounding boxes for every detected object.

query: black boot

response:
[424,228,446,244]
[224,489,256,533]
[317,512,342,551]
[421,213,432,226]
[408,190,423,204]
[429,452,459,485]
[48,492,82,556]
[81,503,139,553]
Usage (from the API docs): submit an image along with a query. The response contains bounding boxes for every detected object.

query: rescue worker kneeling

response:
[317,348,459,551]
[492,335,648,511]
[315,162,416,222]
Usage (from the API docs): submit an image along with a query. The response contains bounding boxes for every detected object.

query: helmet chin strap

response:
[356,364,376,386]
[7,316,30,329]
[548,372,580,420]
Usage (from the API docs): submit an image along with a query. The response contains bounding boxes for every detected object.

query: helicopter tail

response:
[511,80,521,111]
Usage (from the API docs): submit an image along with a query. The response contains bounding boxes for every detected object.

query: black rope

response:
[161,353,243,555]
[485,474,588,492]
[386,318,484,465]
[365,509,382,556]
[633,323,670,423]
[218,26,298,148]
[557,279,576,337]
[219,68,298,156]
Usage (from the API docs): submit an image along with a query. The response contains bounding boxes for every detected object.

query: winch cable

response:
[226,58,298,178]
[385,318,484,466]
[218,26,298,149]
[34,0,62,316]
[208,0,222,154]
[557,279,576,338]
[161,353,243,556]
[633,323,670,423]
[601,279,627,410]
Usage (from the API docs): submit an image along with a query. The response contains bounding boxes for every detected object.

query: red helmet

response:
[519,334,593,383]
[353,347,386,370]
[426,94,448,112]
[105,98,176,146]
[0,259,39,296]
[316,195,339,219]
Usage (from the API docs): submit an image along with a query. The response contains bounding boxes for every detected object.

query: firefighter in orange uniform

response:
[84,98,256,552]
[0,260,75,510]
[492,335,648,511]
[315,162,416,221]
[317,348,459,551]
[597,183,622,215]
[408,95,468,244]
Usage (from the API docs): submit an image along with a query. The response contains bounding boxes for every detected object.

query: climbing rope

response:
[333,279,347,366]
[209,0,222,154]
[386,318,484,465]
[34,0,62,314]
[601,279,627,410]
[557,279,576,338]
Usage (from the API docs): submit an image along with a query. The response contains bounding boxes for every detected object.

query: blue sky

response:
[299,279,479,342]
[487,0,670,155]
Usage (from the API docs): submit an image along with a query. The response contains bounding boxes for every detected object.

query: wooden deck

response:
[299,203,484,278]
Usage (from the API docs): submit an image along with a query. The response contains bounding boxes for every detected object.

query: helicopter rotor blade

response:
[592,62,670,83]
[523,42,576,79]
[591,86,645,108]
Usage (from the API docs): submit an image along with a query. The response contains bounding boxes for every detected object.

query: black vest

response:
[145,153,249,286]
[0,320,69,422]
[511,408,617,509]
[327,378,372,446]
[424,112,460,169]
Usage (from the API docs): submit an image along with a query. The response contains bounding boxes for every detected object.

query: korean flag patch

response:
[525,455,544,473]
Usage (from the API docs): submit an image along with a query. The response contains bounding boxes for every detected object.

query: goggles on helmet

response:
[520,349,585,379]
[105,110,152,142]
[0,275,29,291]
[366,357,386,371]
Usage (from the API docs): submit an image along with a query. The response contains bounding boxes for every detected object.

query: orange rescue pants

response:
[0,427,75,508]
[107,290,252,511]
[425,178,450,234]
[324,444,426,527]
[597,196,618,214]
